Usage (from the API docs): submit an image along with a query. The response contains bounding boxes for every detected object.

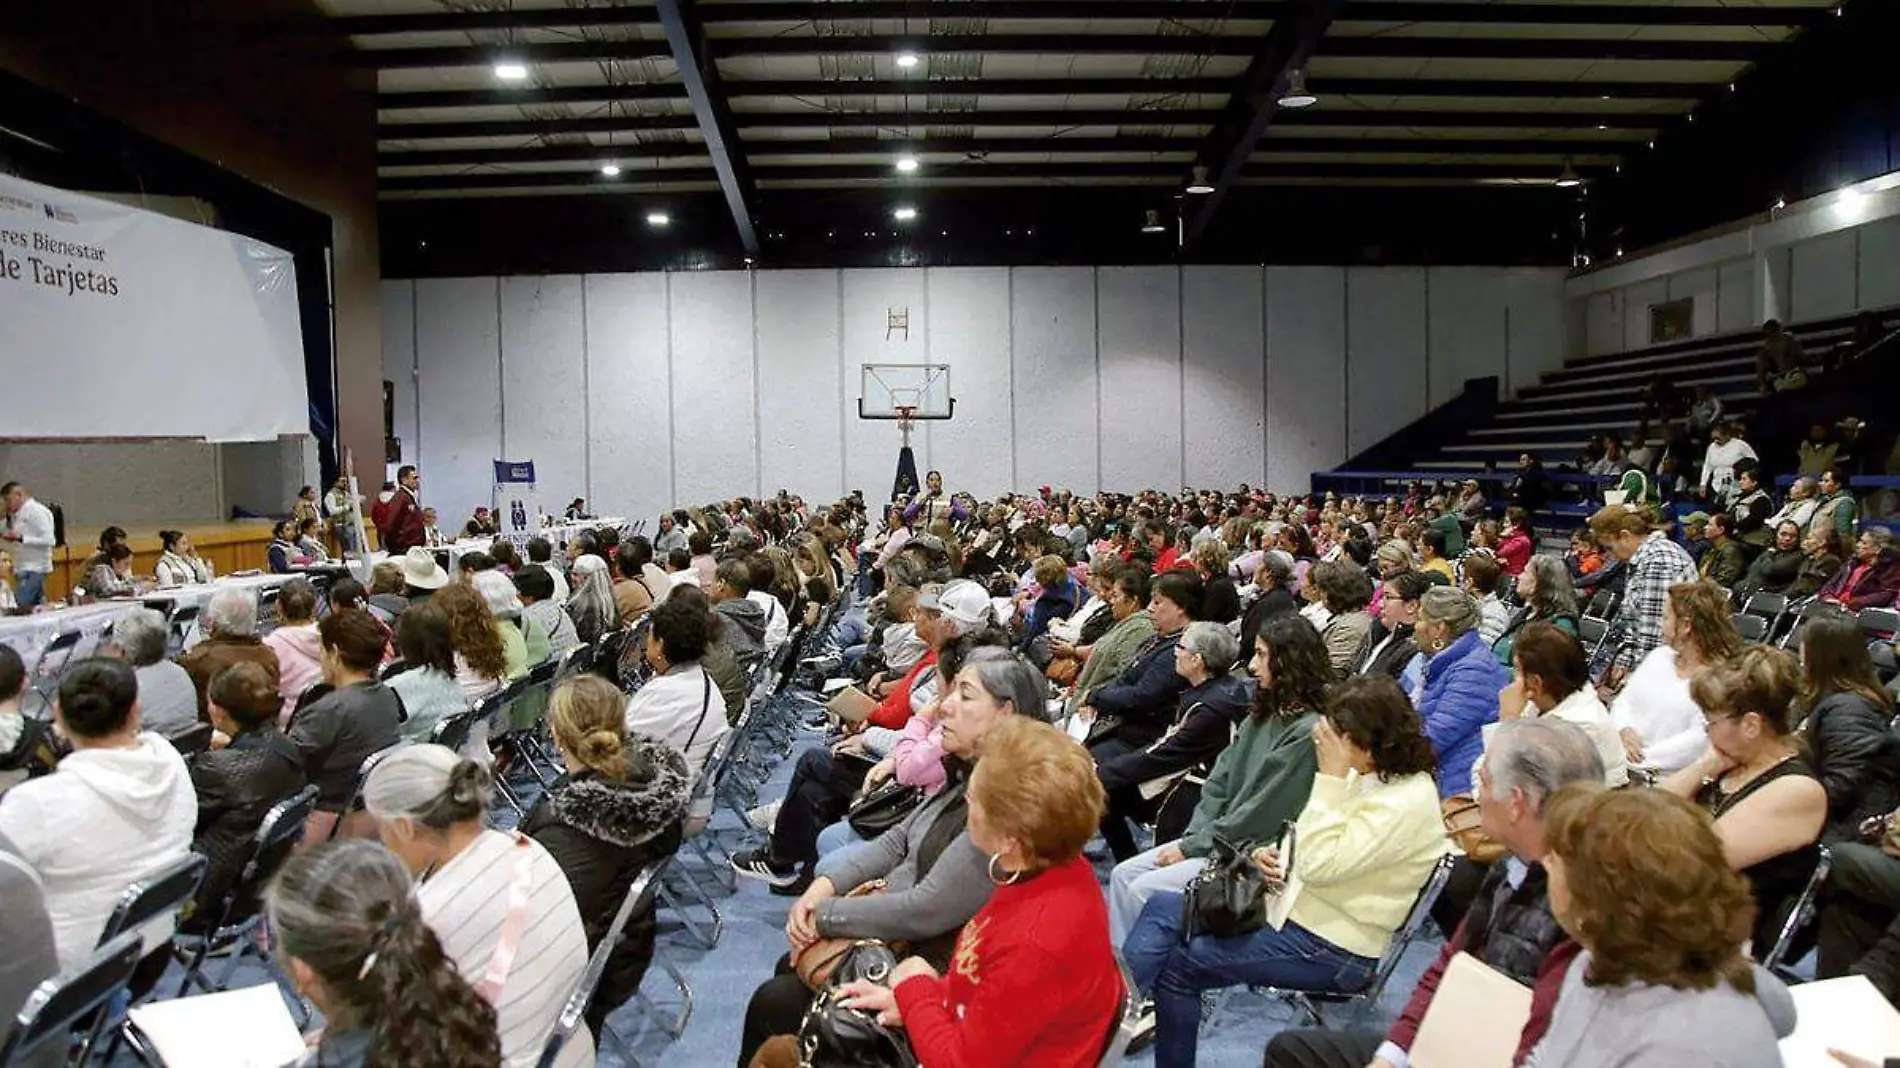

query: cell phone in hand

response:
[1862,813,1893,843]
[1266,820,1297,894]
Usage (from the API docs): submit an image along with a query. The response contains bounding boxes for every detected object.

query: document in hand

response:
[127,983,307,1068]
[1408,952,1532,1068]
[1779,974,1900,1067]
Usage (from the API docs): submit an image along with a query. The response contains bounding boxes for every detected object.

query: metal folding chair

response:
[1860,606,1900,640]
[538,867,656,1068]
[174,785,321,996]
[1238,852,1458,1030]
[629,859,696,1043]
[79,853,210,1061]
[27,628,83,711]
[1761,843,1832,978]
[1096,950,1144,1068]
[1731,612,1769,644]
[0,932,142,1068]
[328,742,411,841]
[165,604,201,656]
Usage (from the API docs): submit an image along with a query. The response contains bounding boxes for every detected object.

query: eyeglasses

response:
[1701,712,1742,733]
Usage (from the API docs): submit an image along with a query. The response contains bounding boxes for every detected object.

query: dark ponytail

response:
[267,841,500,1068]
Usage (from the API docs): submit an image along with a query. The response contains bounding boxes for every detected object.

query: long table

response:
[0,572,299,671]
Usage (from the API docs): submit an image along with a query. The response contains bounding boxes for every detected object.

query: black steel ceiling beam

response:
[375,76,1710,110]
[383,115,701,140]
[381,158,1606,192]
[1183,0,1343,246]
[379,135,1627,167]
[359,39,673,70]
[379,85,688,110]
[384,169,720,192]
[719,76,1714,99]
[655,0,761,256]
[364,33,1765,65]
[336,2,1826,34]
[379,109,1666,141]
[707,34,1762,61]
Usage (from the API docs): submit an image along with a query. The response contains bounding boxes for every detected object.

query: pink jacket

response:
[890,712,948,794]
[263,623,324,722]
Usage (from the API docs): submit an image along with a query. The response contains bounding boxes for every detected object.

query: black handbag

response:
[1179,836,1270,943]
[795,943,919,1068]
[846,779,925,838]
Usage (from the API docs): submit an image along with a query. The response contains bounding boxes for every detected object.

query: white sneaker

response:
[1125,1000,1156,1055]
[746,800,782,832]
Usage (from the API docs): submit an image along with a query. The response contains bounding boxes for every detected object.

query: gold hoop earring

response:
[987,853,1021,886]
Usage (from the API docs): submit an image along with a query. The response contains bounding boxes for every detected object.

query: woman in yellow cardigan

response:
[1123,674,1448,1068]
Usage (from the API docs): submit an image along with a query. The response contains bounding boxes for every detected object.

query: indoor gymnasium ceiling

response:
[318,0,1841,250]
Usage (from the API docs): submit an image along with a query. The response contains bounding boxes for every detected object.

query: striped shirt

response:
[418,829,593,1068]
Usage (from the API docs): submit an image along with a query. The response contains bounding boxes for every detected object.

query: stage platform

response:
[46,519,279,600]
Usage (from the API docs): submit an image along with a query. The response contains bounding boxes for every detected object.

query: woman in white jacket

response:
[0,658,196,969]
[624,586,729,804]
[1610,580,1743,777]
[153,529,213,588]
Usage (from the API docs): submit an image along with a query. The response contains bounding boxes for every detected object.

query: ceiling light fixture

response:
[896,51,920,69]
[893,205,918,222]
[600,163,622,177]
[1555,162,1582,189]
[1141,209,1167,233]
[646,211,671,227]
[895,155,920,174]
[493,60,530,82]
[1278,69,1317,109]
[1186,165,1214,195]
[1835,187,1867,221]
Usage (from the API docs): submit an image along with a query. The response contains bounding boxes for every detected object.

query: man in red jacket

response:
[1259,718,1604,1068]
[377,465,426,555]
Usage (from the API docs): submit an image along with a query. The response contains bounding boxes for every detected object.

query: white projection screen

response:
[0,173,308,441]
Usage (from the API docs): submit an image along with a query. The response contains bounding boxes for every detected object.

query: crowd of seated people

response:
[9,471,1900,1067]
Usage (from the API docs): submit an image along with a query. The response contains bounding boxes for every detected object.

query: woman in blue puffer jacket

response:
[1410,586,1508,798]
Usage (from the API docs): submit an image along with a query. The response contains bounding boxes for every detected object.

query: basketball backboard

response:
[859,363,954,420]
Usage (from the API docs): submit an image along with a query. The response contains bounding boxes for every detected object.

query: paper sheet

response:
[127,983,307,1068]
[1409,952,1532,1068]
[1779,974,1900,1067]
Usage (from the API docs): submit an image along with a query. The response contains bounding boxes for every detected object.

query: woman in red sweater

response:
[839,716,1124,1066]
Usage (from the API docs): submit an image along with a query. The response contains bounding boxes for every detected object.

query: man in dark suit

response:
[378,465,425,554]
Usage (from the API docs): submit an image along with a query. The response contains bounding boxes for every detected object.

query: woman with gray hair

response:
[364,744,591,1068]
[1492,553,1580,667]
[1096,621,1252,861]
[1411,585,1509,799]
[107,606,201,735]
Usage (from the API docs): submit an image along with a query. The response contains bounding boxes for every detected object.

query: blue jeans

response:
[1125,893,1378,1068]
[831,607,870,649]
[816,819,866,859]
[15,570,45,608]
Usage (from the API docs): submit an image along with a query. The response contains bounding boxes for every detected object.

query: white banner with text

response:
[0,173,308,441]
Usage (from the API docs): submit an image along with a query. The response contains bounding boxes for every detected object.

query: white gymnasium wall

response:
[1572,210,1900,359]
[387,265,1564,521]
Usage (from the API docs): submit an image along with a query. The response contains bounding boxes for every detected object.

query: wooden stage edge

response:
[44,519,282,601]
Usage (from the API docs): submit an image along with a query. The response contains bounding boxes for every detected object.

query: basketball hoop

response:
[895,405,919,447]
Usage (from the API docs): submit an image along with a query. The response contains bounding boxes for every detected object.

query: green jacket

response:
[1067,610,1156,716]
[1428,513,1466,557]
[1699,539,1748,589]
[1814,490,1859,537]
[1180,708,1320,857]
